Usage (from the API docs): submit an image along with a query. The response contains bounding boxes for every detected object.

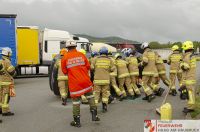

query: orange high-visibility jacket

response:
[61,49,93,98]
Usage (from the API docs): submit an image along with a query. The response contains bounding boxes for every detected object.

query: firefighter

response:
[91,46,115,112]
[124,48,141,97]
[89,51,99,82]
[167,45,183,96]
[180,41,197,113]
[79,49,89,104]
[0,47,16,116]
[150,54,166,96]
[108,51,123,101]
[155,55,171,88]
[55,48,68,105]
[115,53,136,99]
[61,40,100,127]
[140,42,157,102]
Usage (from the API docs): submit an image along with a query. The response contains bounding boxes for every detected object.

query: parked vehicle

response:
[0,14,17,66]
[16,26,40,74]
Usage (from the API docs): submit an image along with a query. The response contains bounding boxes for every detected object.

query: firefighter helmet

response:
[91,51,98,57]
[1,47,12,57]
[171,45,179,51]
[141,42,149,49]
[66,39,77,48]
[182,41,194,51]
[99,46,108,55]
[115,53,122,59]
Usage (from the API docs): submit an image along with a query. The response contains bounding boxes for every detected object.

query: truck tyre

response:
[49,54,61,96]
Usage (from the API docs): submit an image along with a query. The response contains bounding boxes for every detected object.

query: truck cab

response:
[41,28,71,65]
[41,29,92,65]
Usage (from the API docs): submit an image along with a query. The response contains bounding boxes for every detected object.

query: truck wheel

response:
[52,66,60,96]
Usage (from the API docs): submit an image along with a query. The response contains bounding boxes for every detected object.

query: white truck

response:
[41,28,92,66]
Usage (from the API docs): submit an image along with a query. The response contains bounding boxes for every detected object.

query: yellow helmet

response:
[60,48,67,56]
[171,45,179,51]
[79,49,86,55]
[182,41,194,51]
[115,53,122,59]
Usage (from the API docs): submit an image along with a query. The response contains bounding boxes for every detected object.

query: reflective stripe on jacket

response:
[92,55,115,85]
[115,59,130,78]
[61,49,93,98]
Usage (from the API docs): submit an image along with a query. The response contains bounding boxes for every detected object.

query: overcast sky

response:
[0,0,200,42]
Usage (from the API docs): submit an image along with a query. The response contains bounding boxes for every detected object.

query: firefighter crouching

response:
[55,48,68,105]
[124,48,141,97]
[140,42,157,102]
[61,40,100,127]
[115,53,136,99]
[180,41,197,114]
[91,47,115,112]
[0,47,16,116]
[108,51,123,101]
[167,45,183,96]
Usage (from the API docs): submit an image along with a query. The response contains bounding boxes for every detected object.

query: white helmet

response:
[66,39,77,48]
[141,42,149,49]
[1,47,12,56]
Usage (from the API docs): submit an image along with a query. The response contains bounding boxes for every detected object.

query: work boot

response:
[119,95,124,101]
[148,94,155,102]
[142,96,148,100]
[91,109,100,121]
[182,108,194,114]
[102,103,107,113]
[171,89,177,96]
[61,98,67,106]
[108,95,114,104]
[135,94,141,98]
[129,95,136,100]
[2,112,14,116]
[155,88,165,96]
[70,115,81,127]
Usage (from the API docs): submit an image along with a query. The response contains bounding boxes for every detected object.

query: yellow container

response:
[160,103,172,120]
[17,27,40,65]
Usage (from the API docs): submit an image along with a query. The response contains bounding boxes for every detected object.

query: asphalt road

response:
[0,62,199,132]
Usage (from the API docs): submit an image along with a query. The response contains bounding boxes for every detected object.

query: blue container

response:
[0,14,17,66]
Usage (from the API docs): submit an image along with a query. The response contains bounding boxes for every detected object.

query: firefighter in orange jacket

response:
[61,40,100,127]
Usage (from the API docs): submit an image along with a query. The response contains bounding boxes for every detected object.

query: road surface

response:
[0,77,191,132]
